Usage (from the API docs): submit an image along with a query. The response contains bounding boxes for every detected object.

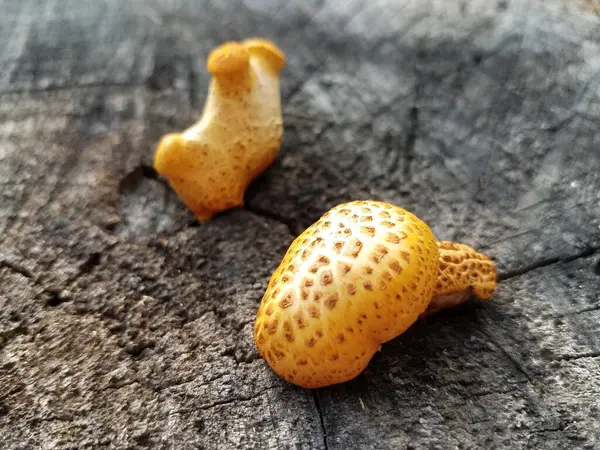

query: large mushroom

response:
[253,200,497,388]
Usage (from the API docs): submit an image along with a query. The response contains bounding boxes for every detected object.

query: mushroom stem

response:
[423,241,497,315]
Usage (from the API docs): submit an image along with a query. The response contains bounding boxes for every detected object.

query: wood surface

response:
[1,0,600,448]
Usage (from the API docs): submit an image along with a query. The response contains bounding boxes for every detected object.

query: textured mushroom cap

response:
[253,200,440,388]
[242,38,286,73]
[423,241,497,314]
[207,42,250,76]
[435,241,497,299]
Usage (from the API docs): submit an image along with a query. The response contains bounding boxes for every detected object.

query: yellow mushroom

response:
[253,200,497,388]
[153,38,286,222]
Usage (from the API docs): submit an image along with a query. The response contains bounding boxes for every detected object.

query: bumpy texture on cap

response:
[153,38,285,222]
[254,200,441,388]
[253,200,497,388]
[425,241,496,314]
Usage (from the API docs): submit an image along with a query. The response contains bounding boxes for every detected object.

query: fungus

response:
[153,38,286,222]
[253,200,497,388]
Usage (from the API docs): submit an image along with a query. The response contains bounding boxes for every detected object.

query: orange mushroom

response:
[253,200,496,388]
[153,38,286,222]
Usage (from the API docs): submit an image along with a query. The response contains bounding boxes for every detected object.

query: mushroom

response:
[153,38,286,222]
[253,200,497,388]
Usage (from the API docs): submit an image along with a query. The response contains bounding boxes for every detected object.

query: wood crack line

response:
[312,391,329,450]
[402,78,421,179]
[243,203,298,237]
[1,243,115,298]
[498,247,599,281]
[197,385,281,411]
[551,351,600,362]
[0,259,34,279]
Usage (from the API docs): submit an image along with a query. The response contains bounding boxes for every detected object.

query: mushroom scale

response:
[253,200,497,388]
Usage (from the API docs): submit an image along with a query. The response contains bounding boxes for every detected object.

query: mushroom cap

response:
[207,42,250,76]
[253,200,440,388]
[423,241,497,315]
[242,38,286,73]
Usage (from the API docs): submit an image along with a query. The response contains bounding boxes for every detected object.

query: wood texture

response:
[1,0,599,448]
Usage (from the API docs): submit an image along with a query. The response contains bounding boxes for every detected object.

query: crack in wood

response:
[312,391,329,450]
[480,329,534,383]
[187,54,199,113]
[401,74,421,180]
[551,351,600,362]
[243,202,299,236]
[554,304,600,317]
[197,386,280,411]
[0,259,34,279]
[46,247,112,305]
[498,247,599,281]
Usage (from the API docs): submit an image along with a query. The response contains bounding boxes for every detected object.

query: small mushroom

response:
[153,38,286,222]
[253,200,497,388]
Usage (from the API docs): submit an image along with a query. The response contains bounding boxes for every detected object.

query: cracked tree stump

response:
[1,0,600,448]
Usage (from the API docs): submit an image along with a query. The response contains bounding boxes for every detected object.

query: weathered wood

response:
[1,0,599,448]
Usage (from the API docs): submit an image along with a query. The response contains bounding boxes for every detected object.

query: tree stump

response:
[1,0,599,448]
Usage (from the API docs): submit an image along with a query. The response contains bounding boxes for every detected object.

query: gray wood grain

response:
[1,0,599,448]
